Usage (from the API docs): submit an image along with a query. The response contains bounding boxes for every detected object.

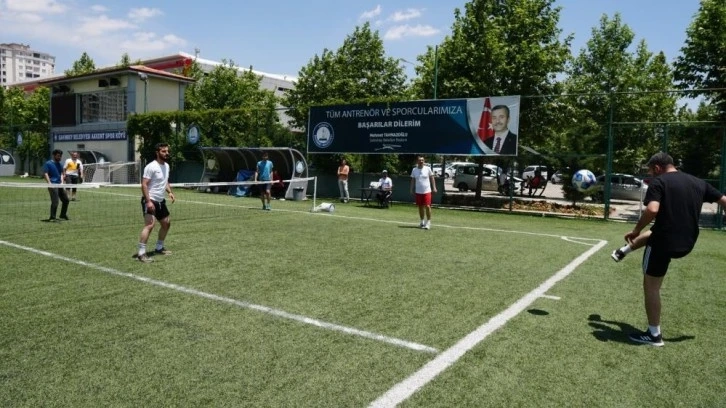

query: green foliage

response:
[565,13,677,173]
[413,0,571,148]
[118,53,132,67]
[674,0,726,120]
[127,108,295,165]
[64,52,97,76]
[0,86,50,171]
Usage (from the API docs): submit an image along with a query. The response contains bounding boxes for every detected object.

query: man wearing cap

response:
[614,152,726,347]
[376,169,393,207]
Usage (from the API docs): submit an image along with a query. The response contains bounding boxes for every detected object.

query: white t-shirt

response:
[411,166,434,194]
[143,160,169,202]
[378,176,393,189]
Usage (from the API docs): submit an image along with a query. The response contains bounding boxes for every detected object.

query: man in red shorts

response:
[410,155,437,229]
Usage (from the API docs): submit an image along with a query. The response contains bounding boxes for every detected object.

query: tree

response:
[183,60,284,148]
[283,22,408,174]
[118,53,132,67]
[65,52,97,76]
[565,14,677,174]
[673,0,726,120]
[411,0,571,196]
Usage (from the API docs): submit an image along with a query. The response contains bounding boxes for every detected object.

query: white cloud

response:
[5,0,66,14]
[359,5,382,20]
[14,12,44,23]
[384,24,440,40]
[120,31,187,53]
[0,2,186,68]
[390,8,422,22]
[77,15,136,36]
[128,7,162,22]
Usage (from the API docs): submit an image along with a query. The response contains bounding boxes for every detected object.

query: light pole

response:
[138,72,148,113]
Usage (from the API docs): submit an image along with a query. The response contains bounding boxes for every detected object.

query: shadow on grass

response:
[587,314,695,345]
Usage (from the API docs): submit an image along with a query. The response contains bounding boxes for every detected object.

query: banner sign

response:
[307,96,520,155]
[52,130,127,142]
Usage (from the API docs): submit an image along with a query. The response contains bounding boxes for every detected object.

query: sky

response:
[0,0,702,81]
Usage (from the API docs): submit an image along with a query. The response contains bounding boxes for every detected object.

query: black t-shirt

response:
[645,171,723,252]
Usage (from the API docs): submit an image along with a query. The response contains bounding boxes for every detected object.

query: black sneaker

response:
[59,215,69,221]
[611,249,625,262]
[154,247,172,255]
[628,329,664,347]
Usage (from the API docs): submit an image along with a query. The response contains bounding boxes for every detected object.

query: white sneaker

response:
[424,221,431,230]
[419,220,425,228]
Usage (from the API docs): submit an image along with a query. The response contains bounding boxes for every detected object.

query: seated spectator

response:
[521,168,544,195]
[271,170,286,199]
[377,169,393,206]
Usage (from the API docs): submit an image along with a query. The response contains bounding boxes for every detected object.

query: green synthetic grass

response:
[1,187,725,407]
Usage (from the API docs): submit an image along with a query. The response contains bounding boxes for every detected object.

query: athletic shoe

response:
[265,204,271,211]
[611,249,625,262]
[628,329,664,347]
[59,215,69,221]
[424,221,431,230]
[43,218,58,222]
[137,254,154,263]
[155,247,172,255]
[419,220,425,228]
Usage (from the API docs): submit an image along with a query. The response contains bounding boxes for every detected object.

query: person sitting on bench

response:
[377,169,393,207]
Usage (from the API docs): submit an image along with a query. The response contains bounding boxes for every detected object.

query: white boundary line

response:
[0,239,438,354]
[368,238,608,408]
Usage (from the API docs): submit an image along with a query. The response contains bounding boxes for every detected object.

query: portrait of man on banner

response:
[467,96,520,156]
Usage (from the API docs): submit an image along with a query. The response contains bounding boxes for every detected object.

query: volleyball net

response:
[0,177,318,239]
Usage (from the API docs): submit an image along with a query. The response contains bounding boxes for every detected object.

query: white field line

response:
[368,238,608,408]
[0,240,438,354]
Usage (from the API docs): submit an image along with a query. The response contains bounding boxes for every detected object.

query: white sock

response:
[156,240,164,250]
[138,243,146,257]
[648,325,661,336]
[620,244,633,254]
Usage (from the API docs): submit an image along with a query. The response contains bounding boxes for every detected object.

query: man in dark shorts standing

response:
[136,143,175,263]
[624,152,726,346]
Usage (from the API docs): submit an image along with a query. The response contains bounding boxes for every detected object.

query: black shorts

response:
[642,244,690,277]
[140,197,170,221]
[65,175,80,185]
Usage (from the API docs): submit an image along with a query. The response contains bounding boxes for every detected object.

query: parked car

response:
[521,165,548,181]
[453,163,503,192]
[591,173,648,202]
[432,163,455,178]
[550,170,563,184]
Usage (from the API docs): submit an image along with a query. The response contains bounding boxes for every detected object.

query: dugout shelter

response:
[199,147,309,199]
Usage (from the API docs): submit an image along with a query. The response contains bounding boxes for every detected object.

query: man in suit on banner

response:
[485,104,518,155]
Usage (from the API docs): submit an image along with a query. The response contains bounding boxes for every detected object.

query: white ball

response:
[572,169,597,192]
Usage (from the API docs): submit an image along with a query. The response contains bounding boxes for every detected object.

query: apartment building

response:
[0,43,56,84]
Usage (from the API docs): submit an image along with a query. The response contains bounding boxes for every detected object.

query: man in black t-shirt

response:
[617,152,726,346]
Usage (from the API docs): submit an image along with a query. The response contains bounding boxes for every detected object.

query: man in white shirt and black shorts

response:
[410,155,437,229]
[136,143,176,263]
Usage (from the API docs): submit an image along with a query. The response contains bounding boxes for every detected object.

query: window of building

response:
[80,89,127,123]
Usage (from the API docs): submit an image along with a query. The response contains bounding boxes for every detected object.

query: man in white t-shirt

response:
[410,155,437,229]
[136,143,176,263]
[376,169,393,207]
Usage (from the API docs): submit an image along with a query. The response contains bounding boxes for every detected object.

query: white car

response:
[550,170,563,184]
[522,165,548,181]
[432,164,455,178]
[453,163,503,192]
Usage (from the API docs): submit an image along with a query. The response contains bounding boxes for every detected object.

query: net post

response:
[311,176,317,212]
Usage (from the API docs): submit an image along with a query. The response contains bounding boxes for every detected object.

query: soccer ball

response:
[572,169,597,192]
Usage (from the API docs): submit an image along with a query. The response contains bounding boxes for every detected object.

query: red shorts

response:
[415,192,432,206]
